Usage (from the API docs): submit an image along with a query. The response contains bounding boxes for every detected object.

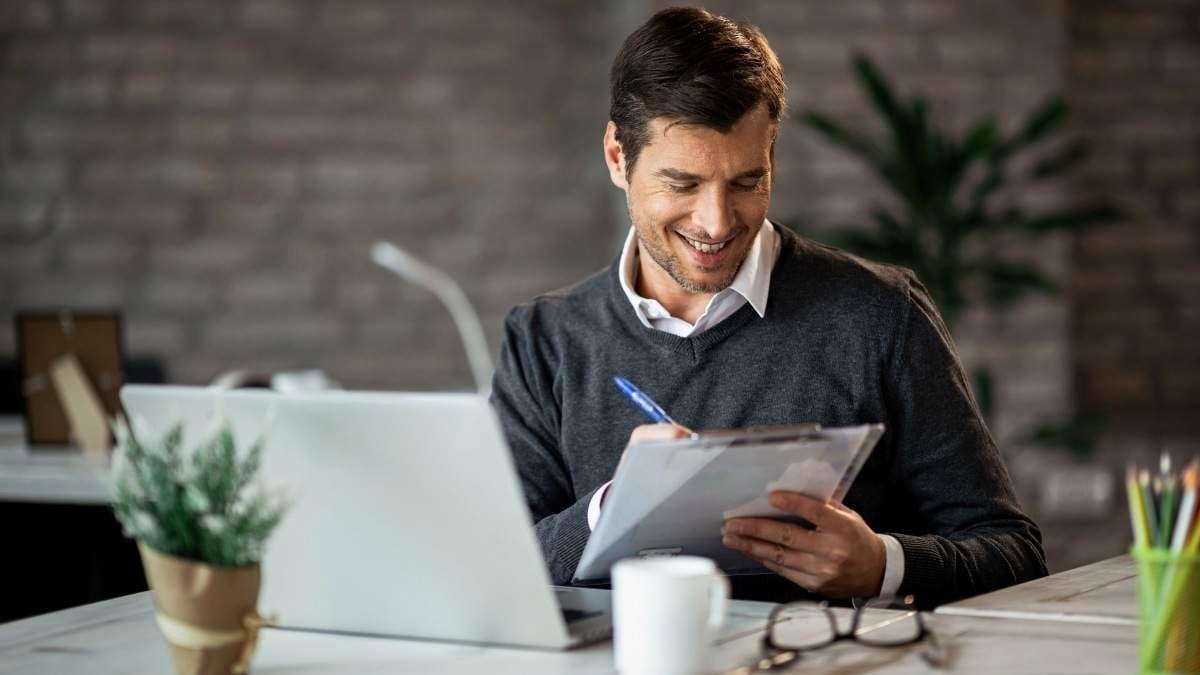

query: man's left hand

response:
[722,491,886,598]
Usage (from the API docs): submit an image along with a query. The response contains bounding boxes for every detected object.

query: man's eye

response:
[733,180,762,191]
[667,183,697,193]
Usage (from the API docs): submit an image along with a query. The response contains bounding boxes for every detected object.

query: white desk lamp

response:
[370,241,494,396]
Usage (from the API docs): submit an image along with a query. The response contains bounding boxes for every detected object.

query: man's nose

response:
[691,186,736,240]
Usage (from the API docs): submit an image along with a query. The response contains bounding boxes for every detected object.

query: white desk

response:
[0,592,780,675]
[251,610,1136,675]
[0,417,110,505]
[936,554,1136,625]
[0,560,1140,674]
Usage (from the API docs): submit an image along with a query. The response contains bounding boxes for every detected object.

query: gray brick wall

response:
[1,0,619,391]
[1,1,1195,470]
[1067,0,1200,438]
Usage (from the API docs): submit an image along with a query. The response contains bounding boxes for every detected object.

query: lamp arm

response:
[370,241,494,396]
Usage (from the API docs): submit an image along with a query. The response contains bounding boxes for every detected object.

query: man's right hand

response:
[599,424,694,508]
[629,423,694,443]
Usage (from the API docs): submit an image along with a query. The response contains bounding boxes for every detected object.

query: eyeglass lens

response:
[769,599,922,650]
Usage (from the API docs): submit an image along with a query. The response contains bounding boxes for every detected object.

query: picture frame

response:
[15,311,125,446]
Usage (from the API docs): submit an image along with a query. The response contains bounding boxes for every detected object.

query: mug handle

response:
[707,572,730,632]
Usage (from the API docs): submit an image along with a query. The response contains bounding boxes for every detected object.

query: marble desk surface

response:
[0,559,1139,675]
[936,554,1136,625]
[0,592,779,675]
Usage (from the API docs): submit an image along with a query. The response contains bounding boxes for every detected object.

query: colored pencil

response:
[1141,469,1160,547]
[1128,465,1151,550]
[1158,477,1177,553]
[1170,462,1199,670]
[1170,462,1197,553]
[1142,458,1200,672]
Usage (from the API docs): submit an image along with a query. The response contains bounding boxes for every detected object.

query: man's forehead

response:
[646,103,774,139]
[637,107,776,173]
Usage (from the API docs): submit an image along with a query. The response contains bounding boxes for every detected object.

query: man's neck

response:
[633,250,714,324]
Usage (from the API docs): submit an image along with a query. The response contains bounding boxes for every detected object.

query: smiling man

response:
[491,7,1047,607]
[609,105,773,319]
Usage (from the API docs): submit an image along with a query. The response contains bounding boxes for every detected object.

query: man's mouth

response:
[677,232,733,254]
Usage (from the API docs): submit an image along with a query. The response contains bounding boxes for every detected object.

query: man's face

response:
[604,104,775,297]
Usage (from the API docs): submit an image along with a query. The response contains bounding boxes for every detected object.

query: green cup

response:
[1134,547,1200,674]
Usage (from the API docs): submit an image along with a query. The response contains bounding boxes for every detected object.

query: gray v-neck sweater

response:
[491,225,1046,607]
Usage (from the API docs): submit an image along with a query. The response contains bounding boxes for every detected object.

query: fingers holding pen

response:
[629,423,693,443]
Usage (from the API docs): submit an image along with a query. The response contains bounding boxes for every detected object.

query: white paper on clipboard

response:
[572,423,883,583]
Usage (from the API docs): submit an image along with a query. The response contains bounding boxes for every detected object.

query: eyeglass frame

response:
[759,595,941,662]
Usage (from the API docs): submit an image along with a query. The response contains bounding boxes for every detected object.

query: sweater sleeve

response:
[490,306,593,584]
[883,273,1048,608]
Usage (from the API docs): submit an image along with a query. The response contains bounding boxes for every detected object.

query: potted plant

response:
[791,53,1122,516]
[795,53,1121,331]
[110,418,287,675]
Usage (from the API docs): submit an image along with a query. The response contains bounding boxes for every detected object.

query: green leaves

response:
[1027,412,1109,462]
[1030,139,1088,178]
[792,52,1126,462]
[853,53,906,143]
[1022,205,1123,234]
[977,260,1058,307]
[795,51,1121,330]
[1018,96,1068,145]
[110,417,287,568]
[801,111,882,165]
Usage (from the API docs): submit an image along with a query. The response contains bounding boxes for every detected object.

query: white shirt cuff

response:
[877,534,905,598]
[586,481,612,530]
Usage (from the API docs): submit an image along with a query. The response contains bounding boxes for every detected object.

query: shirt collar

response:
[617,220,778,323]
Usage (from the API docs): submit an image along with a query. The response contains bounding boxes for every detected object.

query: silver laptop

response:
[120,385,612,649]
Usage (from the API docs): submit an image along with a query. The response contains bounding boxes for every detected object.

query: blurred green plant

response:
[794,52,1121,460]
[111,418,287,567]
[796,53,1121,329]
[1027,412,1110,464]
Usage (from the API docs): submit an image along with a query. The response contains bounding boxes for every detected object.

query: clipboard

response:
[573,423,884,583]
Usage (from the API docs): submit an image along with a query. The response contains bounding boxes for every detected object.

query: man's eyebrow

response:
[653,168,702,181]
[652,167,769,181]
[733,167,769,181]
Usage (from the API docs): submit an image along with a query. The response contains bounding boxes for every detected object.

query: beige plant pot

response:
[139,543,264,675]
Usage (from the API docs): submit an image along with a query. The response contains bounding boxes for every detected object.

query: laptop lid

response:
[120,385,580,649]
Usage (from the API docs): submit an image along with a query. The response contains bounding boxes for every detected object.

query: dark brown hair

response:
[609,7,787,175]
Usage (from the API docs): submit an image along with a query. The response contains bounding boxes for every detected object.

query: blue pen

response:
[613,376,680,426]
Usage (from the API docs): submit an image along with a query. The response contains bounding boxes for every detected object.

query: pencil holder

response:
[1135,547,1200,674]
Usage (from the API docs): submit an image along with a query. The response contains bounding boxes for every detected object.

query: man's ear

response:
[603,121,629,190]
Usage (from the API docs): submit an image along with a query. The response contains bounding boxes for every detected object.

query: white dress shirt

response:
[616,220,779,336]
[586,220,905,598]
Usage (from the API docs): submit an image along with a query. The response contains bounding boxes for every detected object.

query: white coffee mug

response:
[612,555,730,675]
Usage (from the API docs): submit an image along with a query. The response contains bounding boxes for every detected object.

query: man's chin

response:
[666,252,741,293]
[673,268,738,294]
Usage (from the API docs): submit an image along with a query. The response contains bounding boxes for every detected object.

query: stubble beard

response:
[629,205,744,295]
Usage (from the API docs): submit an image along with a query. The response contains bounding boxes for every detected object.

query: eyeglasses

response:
[727,595,944,673]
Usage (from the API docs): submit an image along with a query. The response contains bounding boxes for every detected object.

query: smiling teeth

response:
[685,237,727,254]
